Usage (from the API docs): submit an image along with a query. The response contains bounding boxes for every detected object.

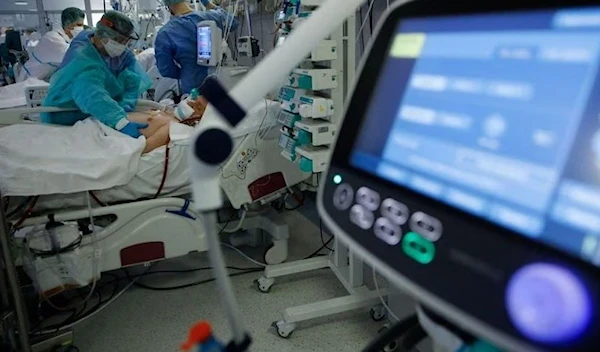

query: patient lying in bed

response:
[128,111,178,154]
[130,98,207,154]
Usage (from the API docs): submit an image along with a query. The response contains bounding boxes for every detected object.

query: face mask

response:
[103,39,127,58]
[70,26,84,38]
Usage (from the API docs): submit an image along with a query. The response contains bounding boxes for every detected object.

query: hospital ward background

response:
[0,1,423,352]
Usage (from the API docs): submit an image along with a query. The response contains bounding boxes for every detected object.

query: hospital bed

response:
[146,65,180,102]
[0,77,49,113]
[0,99,311,280]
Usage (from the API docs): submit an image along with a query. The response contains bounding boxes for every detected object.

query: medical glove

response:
[119,121,148,138]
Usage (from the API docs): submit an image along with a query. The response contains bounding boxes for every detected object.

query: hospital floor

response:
[72,208,420,352]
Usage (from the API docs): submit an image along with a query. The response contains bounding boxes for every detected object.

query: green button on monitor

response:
[402,232,435,264]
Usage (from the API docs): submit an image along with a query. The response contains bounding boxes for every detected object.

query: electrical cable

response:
[368,0,374,41]
[220,207,248,233]
[28,234,83,257]
[284,189,304,210]
[373,267,399,321]
[220,242,268,267]
[319,219,334,252]
[304,235,334,259]
[33,265,263,329]
[36,278,137,334]
[128,267,262,291]
[355,0,376,44]
[361,314,420,352]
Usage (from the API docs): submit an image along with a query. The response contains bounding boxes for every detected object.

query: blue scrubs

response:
[42,31,151,129]
[154,9,237,94]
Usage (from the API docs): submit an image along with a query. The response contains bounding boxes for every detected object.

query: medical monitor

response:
[197,21,221,67]
[318,1,600,351]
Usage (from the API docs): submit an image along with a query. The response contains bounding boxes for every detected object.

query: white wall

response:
[0,0,38,11]
[41,0,85,11]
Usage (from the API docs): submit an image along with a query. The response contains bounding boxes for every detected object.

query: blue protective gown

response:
[41,31,151,130]
[154,9,237,94]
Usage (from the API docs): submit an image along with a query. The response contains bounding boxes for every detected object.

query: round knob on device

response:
[506,263,592,344]
[194,128,233,165]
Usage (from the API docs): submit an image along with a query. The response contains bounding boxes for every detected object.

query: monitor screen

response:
[350,7,600,267]
[197,25,212,60]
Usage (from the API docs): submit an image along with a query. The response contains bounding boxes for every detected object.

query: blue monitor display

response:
[351,7,600,266]
[197,26,212,60]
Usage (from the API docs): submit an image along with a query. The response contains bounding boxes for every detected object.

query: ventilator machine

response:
[188,0,600,351]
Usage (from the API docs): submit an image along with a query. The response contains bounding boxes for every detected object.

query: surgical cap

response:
[96,11,138,40]
[164,0,187,5]
[61,7,85,29]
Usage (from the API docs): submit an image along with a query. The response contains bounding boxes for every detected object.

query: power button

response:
[333,184,354,210]
[506,263,592,344]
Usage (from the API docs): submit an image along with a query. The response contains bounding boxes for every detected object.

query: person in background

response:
[136,47,156,72]
[22,28,41,51]
[154,0,237,94]
[42,11,151,138]
[18,7,85,82]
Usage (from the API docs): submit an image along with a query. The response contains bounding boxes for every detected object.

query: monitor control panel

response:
[318,1,600,351]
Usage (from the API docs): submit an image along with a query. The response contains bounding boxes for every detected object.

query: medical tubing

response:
[228,0,366,112]
[220,242,267,267]
[82,192,99,311]
[153,144,171,199]
[220,207,248,233]
[373,267,399,321]
[218,0,241,77]
[6,196,33,219]
[361,315,420,352]
[38,278,138,334]
[13,196,39,229]
[356,0,376,44]
[202,211,247,346]
[90,192,106,207]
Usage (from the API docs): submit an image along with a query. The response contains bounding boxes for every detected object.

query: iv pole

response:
[189,0,368,348]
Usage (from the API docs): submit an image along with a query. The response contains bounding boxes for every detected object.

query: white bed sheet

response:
[7,99,282,211]
[0,119,146,197]
[0,78,49,109]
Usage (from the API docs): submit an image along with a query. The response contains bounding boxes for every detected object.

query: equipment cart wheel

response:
[383,340,399,352]
[255,276,275,293]
[370,304,387,322]
[272,320,296,339]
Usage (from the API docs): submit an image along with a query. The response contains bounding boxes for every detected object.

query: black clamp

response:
[224,334,252,352]
[193,77,247,165]
[199,77,246,128]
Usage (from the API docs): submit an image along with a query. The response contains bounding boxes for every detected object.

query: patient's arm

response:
[126,100,206,153]
[127,111,178,153]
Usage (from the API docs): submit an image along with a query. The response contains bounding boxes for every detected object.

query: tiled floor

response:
[72,210,417,352]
